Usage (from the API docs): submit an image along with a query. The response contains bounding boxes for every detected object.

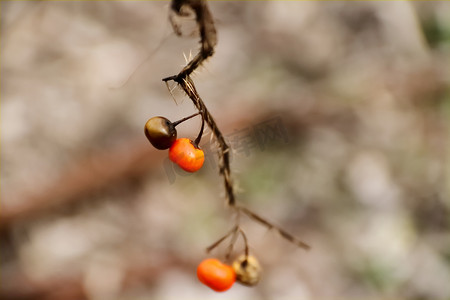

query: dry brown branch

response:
[168,0,217,78]
[164,76,235,206]
[0,139,158,232]
[0,109,317,235]
[0,273,86,300]
[0,256,191,300]
[163,0,310,252]
[238,206,311,250]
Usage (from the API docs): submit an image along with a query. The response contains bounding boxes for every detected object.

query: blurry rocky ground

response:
[1,1,450,300]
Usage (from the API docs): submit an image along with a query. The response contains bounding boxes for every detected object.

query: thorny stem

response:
[164,0,310,256]
[163,75,235,206]
[169,0,217,79]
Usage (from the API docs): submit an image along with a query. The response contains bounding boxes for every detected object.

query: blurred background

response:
[2,1,450,299]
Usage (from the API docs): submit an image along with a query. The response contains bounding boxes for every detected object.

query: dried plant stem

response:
[238,206,310,250]
[206,225,250,261]
[169,0,217,78]
[194,110,205,147]
[206,225,238,254]
[164,74,310,251]
[238,227,249,258]
[172,111,201,127]
[164,0,309,253]
[163,75,235,206]
[226,228,240,260]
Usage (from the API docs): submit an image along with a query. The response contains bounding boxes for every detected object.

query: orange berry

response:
[197,258,236,292]
[169,138,205,172]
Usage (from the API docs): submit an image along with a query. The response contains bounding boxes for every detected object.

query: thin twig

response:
[194,112,205,146]
[238,227,249,258]
[225,227,239,261]
[206,225,238,253]
[238,206,311,250]
[172,111,201,127]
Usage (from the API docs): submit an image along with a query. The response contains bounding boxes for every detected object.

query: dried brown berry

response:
[144,116,177,150]
[232,255,262,286]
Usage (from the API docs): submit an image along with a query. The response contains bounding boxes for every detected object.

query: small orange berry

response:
[169,138,205,172]
[197,258,236,292]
